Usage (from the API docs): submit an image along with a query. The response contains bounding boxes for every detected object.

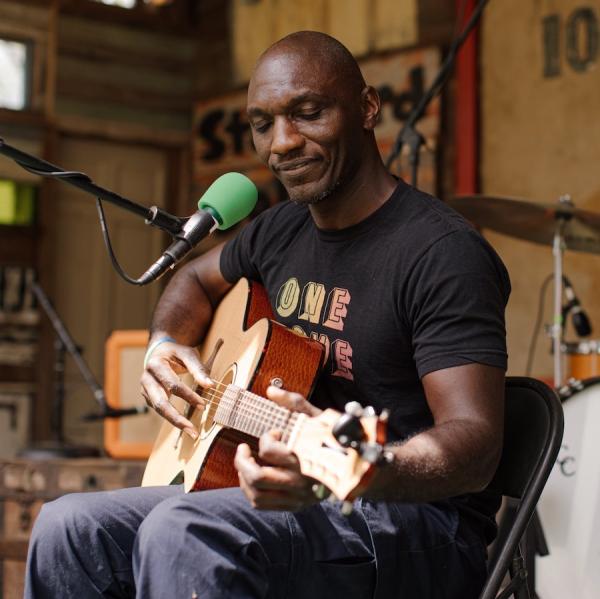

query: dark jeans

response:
[25,485,487,598]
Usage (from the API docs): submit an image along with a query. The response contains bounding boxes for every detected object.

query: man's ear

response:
[361,86,381,131]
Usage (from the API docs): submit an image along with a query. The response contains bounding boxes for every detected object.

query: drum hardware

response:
[447,194,600,254]
[447,193,600,598]
[556,377,585,400]
[448,193,600,386]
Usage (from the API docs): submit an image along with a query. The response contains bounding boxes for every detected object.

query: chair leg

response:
[524,511,548,598]
[511,544,531,599]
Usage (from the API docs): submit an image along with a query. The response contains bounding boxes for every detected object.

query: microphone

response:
[138,172,257,285]
[83,405,149,421]
[563,276,592,337]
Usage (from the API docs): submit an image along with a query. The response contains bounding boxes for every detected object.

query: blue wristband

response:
[144,336,177,368]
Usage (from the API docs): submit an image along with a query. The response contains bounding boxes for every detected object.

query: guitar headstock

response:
[288,403,389,502]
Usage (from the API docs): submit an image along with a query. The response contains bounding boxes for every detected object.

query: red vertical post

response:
[455,0,479,195]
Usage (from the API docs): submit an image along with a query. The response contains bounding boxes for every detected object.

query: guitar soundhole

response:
[199,365,236,440]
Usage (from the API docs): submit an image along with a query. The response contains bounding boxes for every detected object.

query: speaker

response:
[103,330,163,459]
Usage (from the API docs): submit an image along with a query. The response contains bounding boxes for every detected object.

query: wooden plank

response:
[56,56,194,100]
[58,16,197,63]
[0,227,36,266]
[455,0,478,195]
[57,39,194,75]
[44,0,58,120]
[56,77,191,113]
[327,0,370,57]
[232,0,328,83]
[231,0,276,84]
[373,0,418,51]
[273,0,327,39]
[54,114,188,148]
[418,0,456,45]
[0,1,50,32]
[55,100,191,135]
[0,366,35,384]
[58,0,198,35]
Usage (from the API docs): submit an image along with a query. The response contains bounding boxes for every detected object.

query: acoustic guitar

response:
[142,278,387,501]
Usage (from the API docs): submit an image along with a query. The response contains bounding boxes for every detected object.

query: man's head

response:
[247,31,381,205]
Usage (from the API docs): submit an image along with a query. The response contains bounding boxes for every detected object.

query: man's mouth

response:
[275,158,318,176]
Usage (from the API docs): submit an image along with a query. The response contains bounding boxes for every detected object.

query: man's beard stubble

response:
[288,179,341,206]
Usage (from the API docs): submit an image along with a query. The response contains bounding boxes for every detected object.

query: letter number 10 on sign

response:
[543,7,599,77]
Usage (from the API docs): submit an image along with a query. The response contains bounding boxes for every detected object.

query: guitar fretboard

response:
[213,384,301,443]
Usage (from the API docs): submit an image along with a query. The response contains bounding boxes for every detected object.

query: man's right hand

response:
[140,340,214,439]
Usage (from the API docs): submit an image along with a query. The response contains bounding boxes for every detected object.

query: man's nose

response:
[271,117,304,155]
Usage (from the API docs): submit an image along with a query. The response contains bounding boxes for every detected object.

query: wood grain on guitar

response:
[142,278,388,501]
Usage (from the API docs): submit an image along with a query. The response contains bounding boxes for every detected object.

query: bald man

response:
[25,32,510,599]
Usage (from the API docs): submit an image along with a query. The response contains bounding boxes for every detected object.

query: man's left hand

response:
[234,385,322,511]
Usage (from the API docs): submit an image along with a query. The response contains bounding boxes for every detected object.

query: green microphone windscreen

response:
[198,172,258,230]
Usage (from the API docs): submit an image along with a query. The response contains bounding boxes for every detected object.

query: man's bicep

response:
[185,242,233,307]
[422,362,505,424]
[422,363,505,441]
[422,363,505,484]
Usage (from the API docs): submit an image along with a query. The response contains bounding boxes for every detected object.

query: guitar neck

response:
[212,384,301,442]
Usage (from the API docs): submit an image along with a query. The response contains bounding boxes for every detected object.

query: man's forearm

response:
[363,419,502,503]
[149,263,214,347]
[149,244,230,347]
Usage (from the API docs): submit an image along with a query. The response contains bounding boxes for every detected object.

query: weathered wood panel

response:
[55,15,196,132]
[481,0,600,381]
[373,0,418,51]
[327,0,370,56]
[231,0,454,83]
[273,0,328,39]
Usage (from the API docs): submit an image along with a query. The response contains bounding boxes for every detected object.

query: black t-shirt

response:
[220,179,511,538]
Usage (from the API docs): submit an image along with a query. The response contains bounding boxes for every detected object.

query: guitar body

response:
[142,278,324,492]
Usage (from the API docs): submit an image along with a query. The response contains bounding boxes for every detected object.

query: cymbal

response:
[448,195,600,254]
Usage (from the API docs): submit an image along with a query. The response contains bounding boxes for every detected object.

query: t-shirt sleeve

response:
[219,209,273,284]
[404,229,511,378]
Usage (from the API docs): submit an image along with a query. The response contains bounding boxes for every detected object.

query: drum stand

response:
[527,196,573,597]
[550,196,575,388]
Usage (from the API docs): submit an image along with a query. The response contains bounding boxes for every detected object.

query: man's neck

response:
[308,158,398,230]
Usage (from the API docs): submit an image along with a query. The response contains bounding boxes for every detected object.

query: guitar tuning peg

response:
[341,501,354,516]
[344,401,363,417]
[311,483,331,501]
[332,406,366,448]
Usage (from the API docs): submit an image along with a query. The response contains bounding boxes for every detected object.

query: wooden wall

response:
[0,0,200,444]
[55,15,196,141]
[481,0,600,380]
[231,0,454,83]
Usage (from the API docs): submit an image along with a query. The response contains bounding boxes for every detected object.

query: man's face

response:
[247,50,365,204]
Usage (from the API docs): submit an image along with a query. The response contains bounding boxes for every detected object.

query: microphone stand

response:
[0,137,183,237]
[385,0,492,186]
[19,283,146,460]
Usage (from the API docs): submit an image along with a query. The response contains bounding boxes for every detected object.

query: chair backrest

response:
[486,377,563,500]
[480,376,564,599]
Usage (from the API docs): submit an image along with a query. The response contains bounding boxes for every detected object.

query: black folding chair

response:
[479,376,564,599]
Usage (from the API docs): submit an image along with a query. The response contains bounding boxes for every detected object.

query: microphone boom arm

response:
[0,137,184,236]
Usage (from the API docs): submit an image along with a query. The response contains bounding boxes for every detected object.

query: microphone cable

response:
[6,156,151,285]
[95,197,154,286]
[525,273,553,377]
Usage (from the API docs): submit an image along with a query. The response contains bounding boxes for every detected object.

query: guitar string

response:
[175,382,297,435]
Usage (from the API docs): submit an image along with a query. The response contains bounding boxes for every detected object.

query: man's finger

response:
[177,346,214,389]
[141,373,198,439]
[146,358,205,408]
[266,386,321,416]
[258,430,299,467]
